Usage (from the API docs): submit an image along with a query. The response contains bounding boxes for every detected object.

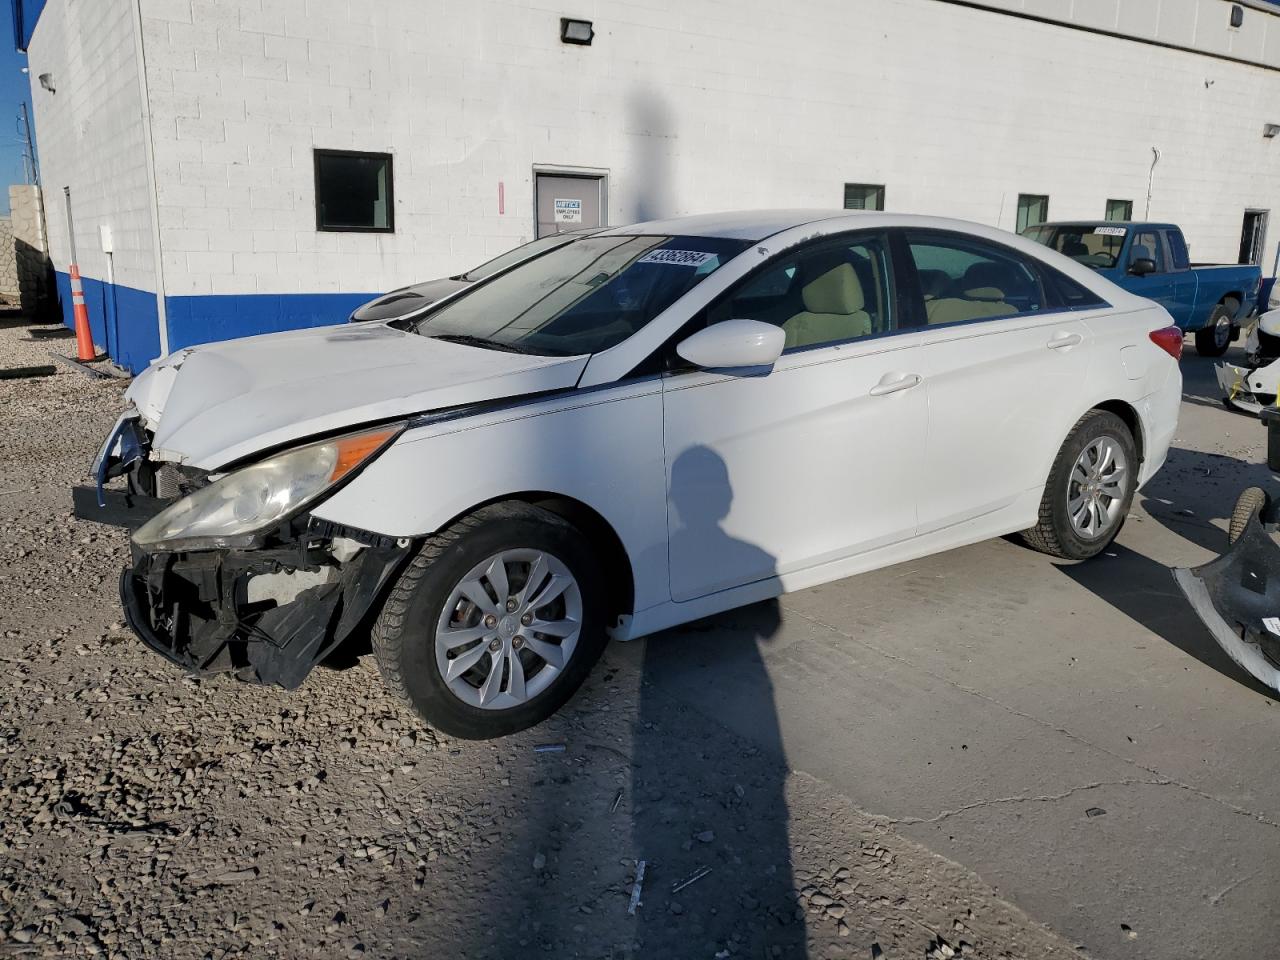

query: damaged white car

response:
[78,211,1183,739]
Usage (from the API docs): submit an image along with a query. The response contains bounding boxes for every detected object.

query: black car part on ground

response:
[121,516,412,689]
[1173,489,1280,692]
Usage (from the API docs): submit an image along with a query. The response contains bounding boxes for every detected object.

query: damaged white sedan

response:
[79,211,1182,739]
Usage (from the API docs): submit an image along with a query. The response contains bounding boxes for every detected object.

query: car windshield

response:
[1024,224,1127,270]
[414,234,750,356]
[461,232,584,282]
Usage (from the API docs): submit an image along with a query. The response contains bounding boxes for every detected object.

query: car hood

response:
[349,277,472,322]
[128,323,587,469]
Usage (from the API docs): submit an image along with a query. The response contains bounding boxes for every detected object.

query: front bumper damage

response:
[76,470,410,688]
[76,414,413,688]
[1173,504,1280,692]
[1217,357,1280,416]
[118,520,411,689]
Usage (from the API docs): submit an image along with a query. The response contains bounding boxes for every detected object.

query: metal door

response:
[1240,210,1269,265]
[535,174,605,238]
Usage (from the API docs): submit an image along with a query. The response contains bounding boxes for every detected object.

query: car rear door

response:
[661,231,927,601]
[904,230,1097,533]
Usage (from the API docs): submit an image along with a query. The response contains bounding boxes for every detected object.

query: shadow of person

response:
[625,445,807,958]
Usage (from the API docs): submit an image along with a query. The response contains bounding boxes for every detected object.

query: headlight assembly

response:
[132,425,400,552]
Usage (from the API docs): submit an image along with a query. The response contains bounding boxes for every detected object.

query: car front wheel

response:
[372,502,608,739]
[1021,410,1137,560]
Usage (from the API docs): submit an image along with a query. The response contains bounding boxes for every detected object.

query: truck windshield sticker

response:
[638,249,716,267]
[1093,226,1127,236]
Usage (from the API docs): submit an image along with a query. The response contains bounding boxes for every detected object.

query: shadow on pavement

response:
[451,446,805,958]
[1060,440,1278,696]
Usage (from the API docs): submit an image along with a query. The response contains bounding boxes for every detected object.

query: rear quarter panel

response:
[1081,303,1181,486]
[1190,265,1261,321]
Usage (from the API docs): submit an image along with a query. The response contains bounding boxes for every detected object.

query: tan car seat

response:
[925,261,1018,324]
[782,263,872,349]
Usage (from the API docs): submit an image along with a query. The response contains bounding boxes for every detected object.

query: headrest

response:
[1062,239,1089,257]
[1131,244,1153,262]
[963,286,1006,302]
[962,262,1012,290]
[917,269,950,299]
[802,263,865,315]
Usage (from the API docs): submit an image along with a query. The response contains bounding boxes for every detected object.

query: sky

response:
[0,22,35,216]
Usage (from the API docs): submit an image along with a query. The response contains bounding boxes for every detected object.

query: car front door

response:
[905,231,1097,532]
[1123,227,1176,312]
[662,232,927,602]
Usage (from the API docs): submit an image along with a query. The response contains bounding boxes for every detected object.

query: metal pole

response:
[18,102,37,186]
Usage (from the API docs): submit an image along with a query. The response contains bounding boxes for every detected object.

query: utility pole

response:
[17,102,37,186]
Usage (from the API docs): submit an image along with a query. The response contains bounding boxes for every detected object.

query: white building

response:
[14,0,1280,372]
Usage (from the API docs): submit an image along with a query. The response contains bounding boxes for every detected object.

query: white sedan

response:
[86,211,1183,739]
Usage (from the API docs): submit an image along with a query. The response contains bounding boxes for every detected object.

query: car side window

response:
[1165,230,1190,271]
[907,234,1045,325]
[706,234,894,351]
[1130,230,1165,273]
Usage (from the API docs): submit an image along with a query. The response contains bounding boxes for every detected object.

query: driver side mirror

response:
[676,319,785,371]
[1129,257,1157,276]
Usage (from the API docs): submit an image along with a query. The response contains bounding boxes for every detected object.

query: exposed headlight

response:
[133,426,400,552]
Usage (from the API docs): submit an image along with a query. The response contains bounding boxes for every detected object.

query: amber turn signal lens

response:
[330,428,397,482]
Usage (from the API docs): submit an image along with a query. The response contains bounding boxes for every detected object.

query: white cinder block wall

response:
[23,0,1280,368]
[25,0,164,369]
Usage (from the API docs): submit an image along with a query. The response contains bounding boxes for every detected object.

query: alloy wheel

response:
[1066,436,1128,539]
[434,549,582,710]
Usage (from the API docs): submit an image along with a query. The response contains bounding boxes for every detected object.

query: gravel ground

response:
[0,314,1084,960]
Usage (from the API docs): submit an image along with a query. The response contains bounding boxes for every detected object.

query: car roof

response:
[1037,220,1177,230]
[598,209,851,242]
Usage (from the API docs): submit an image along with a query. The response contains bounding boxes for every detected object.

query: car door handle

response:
[1047,332,1083,350]
[869,373,922,396]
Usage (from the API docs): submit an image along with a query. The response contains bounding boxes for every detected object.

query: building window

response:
[1015,194,1049,233]
[1105,199,1133,221]
[314,149,394,232]
[843,183,885,211]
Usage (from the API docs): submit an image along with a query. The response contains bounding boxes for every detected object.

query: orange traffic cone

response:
[68,263,95,361]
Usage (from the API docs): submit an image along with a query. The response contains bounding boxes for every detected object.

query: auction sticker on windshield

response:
[1093,226,1127,236]
[637,249,717,267]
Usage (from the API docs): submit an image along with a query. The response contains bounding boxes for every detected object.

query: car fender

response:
[310,380,671,614]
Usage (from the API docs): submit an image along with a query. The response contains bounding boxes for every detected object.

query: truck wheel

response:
[1194,304,1235,357]
[371,502,608,740]
[1020,410,1137,560]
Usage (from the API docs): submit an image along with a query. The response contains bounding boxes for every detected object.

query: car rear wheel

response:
[1021,410,1137,560]
[371,502,608,739]
[1194,304,1235,357]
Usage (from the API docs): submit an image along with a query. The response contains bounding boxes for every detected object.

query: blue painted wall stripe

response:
[55,270,376,373]
[165,291,375,352]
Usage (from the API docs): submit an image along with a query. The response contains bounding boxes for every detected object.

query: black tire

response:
[1194,303,1235,357]
[1020,410,1138,560]
[371,502,608,740]
[1229,487,1269,545]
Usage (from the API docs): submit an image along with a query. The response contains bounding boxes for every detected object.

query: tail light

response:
[1149,326,1183,361]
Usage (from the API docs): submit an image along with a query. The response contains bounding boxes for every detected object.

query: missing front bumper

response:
[121,525,411,689]
[1173,505,1280,692]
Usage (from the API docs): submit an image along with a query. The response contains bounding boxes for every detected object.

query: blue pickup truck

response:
[1023,221,1262,356]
